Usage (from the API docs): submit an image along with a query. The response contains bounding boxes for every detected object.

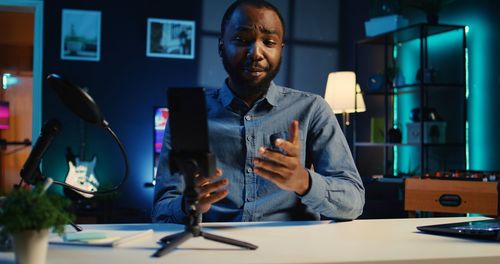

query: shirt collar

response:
[265,81,279,107]
[219,80,279,108]
[219,80,235,108]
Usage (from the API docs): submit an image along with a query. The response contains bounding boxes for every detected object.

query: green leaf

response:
[0,186,74,236]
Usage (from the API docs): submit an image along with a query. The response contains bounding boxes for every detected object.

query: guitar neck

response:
[80,119,86,159]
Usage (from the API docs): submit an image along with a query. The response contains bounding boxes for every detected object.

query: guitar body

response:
[65,156,100,198]
[64,119,100,199]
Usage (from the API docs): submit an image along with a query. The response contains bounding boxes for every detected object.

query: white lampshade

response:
[324,71,366,114]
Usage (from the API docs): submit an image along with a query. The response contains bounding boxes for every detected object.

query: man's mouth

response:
[243,67,266,77]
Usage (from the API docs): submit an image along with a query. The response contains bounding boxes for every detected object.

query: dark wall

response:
[339,0,370,71]
[337,0,371,146]
[42,0,202,220]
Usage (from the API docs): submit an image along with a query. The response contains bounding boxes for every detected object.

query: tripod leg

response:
[152,231,193,257]
[202,231,258,250]
[159,230,191,244]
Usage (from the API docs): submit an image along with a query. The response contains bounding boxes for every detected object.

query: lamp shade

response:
[324,71,366,114]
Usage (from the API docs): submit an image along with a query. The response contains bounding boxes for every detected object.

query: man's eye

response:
[233,36,248,44]
[264,40,277,47]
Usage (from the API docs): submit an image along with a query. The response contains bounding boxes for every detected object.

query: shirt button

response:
[246,196,254,202]
[244,115,251,121]
[246,135,253,141]
[246,167,252,173]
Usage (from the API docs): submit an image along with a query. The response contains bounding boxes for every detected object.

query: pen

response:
[70,222,83,232]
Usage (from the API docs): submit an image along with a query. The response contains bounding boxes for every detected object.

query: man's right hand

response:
[184,168,229,214]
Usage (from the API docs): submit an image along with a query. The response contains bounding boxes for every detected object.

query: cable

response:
[51,121,129,195]
[1,145,31,156]
[0,139,32,155]
[18,178,24,187]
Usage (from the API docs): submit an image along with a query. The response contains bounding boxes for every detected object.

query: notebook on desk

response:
[417,219,500,241]
[49,229,154,247]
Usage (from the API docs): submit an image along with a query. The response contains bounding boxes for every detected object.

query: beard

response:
[222,54,281,100]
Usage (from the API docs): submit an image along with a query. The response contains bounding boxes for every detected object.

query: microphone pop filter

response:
[47,74,103,126]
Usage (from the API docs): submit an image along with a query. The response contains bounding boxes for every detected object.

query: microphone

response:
[20,119,62,184]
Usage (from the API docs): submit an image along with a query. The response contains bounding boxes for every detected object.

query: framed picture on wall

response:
[61,9,101,61]
[146,18,195,59]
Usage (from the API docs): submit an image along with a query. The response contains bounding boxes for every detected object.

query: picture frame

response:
[146,18,195,59]
[61,9,101,61]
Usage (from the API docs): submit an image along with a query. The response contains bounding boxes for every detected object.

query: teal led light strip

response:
[464,25,469,170]
[393,45,399,176]
[393,44,399,128]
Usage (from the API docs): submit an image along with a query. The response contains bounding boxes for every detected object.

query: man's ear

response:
[218,38,224,57]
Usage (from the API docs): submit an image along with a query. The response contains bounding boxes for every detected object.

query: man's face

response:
[220,5,284,96]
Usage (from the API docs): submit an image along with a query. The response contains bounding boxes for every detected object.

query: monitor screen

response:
[153,107,169,182]
[0,101,9,130]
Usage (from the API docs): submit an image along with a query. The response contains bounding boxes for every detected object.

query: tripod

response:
[152,159,258,257]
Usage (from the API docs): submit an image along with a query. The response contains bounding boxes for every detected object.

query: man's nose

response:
[247,42,264,61]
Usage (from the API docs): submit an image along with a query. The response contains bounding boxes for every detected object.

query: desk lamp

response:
[324,71,366,134]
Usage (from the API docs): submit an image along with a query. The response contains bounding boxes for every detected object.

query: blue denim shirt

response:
[152,81,364,223]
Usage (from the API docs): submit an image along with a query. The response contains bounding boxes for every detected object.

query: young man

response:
[153,0,364,223]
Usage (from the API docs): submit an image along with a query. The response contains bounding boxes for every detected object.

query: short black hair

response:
[220,0,286,39]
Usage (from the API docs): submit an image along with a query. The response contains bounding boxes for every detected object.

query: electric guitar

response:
[64,118,100,198]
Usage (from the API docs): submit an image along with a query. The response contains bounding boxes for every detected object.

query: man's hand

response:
[253,120,310,195]
[185,169,229,214]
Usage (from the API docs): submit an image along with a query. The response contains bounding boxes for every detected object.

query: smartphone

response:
[167,87,215,179]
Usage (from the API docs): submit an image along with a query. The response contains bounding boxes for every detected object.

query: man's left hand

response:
[253,120,310,196]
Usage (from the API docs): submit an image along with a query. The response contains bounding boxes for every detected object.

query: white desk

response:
[0,217,499,264]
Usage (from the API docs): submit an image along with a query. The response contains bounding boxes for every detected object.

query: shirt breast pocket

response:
[269,131,288,154]
[267,130,306,160]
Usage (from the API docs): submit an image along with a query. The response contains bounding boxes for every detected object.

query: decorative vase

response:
[13,229,49,264]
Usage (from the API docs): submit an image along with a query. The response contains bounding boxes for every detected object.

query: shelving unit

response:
[353,24,467,178]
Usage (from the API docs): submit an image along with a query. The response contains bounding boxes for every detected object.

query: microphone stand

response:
[152,158,257,257]
[40,177,83,232]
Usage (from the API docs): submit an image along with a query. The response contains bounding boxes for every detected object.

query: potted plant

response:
[0,185,74,264]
